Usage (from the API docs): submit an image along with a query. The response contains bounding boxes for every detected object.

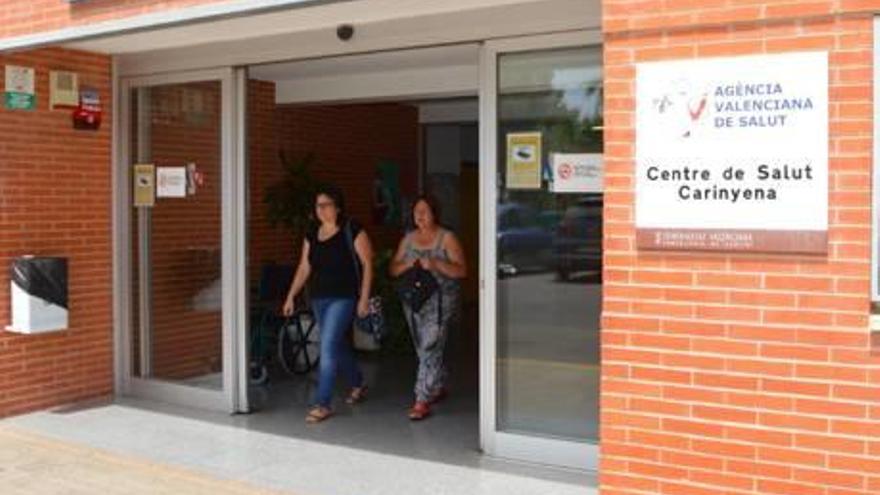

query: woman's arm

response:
[282,239,311,315]
[389,235,414,277]
[354,231,374,317]
[426,232,467,279]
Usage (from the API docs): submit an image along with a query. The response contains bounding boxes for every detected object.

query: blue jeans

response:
[312,298,363,408]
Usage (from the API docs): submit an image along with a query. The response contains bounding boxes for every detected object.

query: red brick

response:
[693,405,757,425]
[692,438,756,459]
[726,459,792,480]
[758,479,825,495]
[795,434,866,455]
[758,446,826,467]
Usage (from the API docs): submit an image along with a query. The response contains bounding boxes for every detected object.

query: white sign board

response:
[551,153,603,193]
[156,167,187,198]
[4,65,35,110]
[635,51,828,253]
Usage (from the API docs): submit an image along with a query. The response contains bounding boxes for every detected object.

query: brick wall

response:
[0,48,113,417]
[275,101,420,255]
[251,96,419,273]
[248,79,290,274]
[602,3,879,495]
[0,0,227,39]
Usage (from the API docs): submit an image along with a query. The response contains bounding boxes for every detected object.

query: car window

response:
[499,209,521,230]
[519,208,538,228]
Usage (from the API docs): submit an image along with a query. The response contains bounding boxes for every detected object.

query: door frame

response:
[109,25,603,470]
[112,66,250,413]
[478,29,602,471]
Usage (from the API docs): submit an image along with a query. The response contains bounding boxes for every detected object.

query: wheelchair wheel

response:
[278,310,320,375]
[249,361,269,385]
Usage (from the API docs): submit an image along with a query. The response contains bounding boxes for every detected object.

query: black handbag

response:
[396,261,439,312]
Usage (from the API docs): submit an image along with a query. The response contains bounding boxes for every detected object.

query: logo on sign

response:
[558,162,573,180]
[511,144,536,163]
[651,82,710,139]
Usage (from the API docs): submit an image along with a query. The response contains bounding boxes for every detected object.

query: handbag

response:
[345,221,386,343]
[395,261,439,313]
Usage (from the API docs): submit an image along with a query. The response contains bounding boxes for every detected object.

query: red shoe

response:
[408,401,431,421]
[428,387,448,405]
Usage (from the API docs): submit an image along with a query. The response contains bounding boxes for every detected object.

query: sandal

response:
[305,406,333,424]
[346,385,368,405]
[408,401,431,421]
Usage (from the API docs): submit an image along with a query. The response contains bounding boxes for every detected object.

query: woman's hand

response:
[357,297,370,318]
[282,295,295,318]
[420,256,438,272]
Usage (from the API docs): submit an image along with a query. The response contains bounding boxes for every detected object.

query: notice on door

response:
[157,167,187,198]
[635,51,828,253]
[506,132,542,190]
[133,164,155,208]
[551,153,603,194]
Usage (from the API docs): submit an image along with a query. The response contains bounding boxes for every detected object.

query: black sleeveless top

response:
[306,220,362,299]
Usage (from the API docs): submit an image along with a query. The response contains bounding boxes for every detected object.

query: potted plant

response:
[264,151,324,242]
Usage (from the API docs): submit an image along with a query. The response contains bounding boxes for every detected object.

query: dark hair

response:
[411,194,442,228]
[314,184,346,226]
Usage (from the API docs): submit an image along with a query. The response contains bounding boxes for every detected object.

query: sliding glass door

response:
[480,31,603,470]
[116,68,249,413]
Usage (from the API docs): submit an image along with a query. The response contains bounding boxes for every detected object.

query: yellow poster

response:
[133,164,155,207]
[506,132,542,190]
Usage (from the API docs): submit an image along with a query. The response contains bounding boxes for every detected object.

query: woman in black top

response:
[282,185,373,423]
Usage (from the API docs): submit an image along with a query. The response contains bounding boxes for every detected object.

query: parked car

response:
[497,202,555,276]
[553,195,603,281]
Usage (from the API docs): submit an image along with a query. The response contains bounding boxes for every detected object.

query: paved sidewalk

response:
[0,425,287,495]
[2,399,597,495]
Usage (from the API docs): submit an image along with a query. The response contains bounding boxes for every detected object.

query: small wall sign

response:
[4,65,36,110]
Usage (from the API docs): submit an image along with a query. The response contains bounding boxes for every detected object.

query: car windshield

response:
[499,205,538,230]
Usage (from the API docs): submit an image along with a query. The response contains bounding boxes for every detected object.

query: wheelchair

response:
[249,264,320,385]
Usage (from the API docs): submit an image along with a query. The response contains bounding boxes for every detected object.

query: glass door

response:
[116,69,248,413]
[480,32,603,470]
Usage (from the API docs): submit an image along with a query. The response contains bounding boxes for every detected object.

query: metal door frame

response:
[479,29,602,470]
[113,67,249,413]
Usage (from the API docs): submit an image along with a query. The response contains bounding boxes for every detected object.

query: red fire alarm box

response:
[72,88,102,131]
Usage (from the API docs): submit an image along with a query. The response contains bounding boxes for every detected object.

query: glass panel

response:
[129,81,224,391]
[496,46,603,442]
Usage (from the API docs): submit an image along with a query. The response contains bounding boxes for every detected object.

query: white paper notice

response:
[156,167,187,198]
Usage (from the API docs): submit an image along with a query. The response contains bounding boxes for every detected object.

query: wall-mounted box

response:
[6,256,68,334]
[50,71,79,109]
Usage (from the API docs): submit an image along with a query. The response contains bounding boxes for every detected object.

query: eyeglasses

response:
[315,202,335,210]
